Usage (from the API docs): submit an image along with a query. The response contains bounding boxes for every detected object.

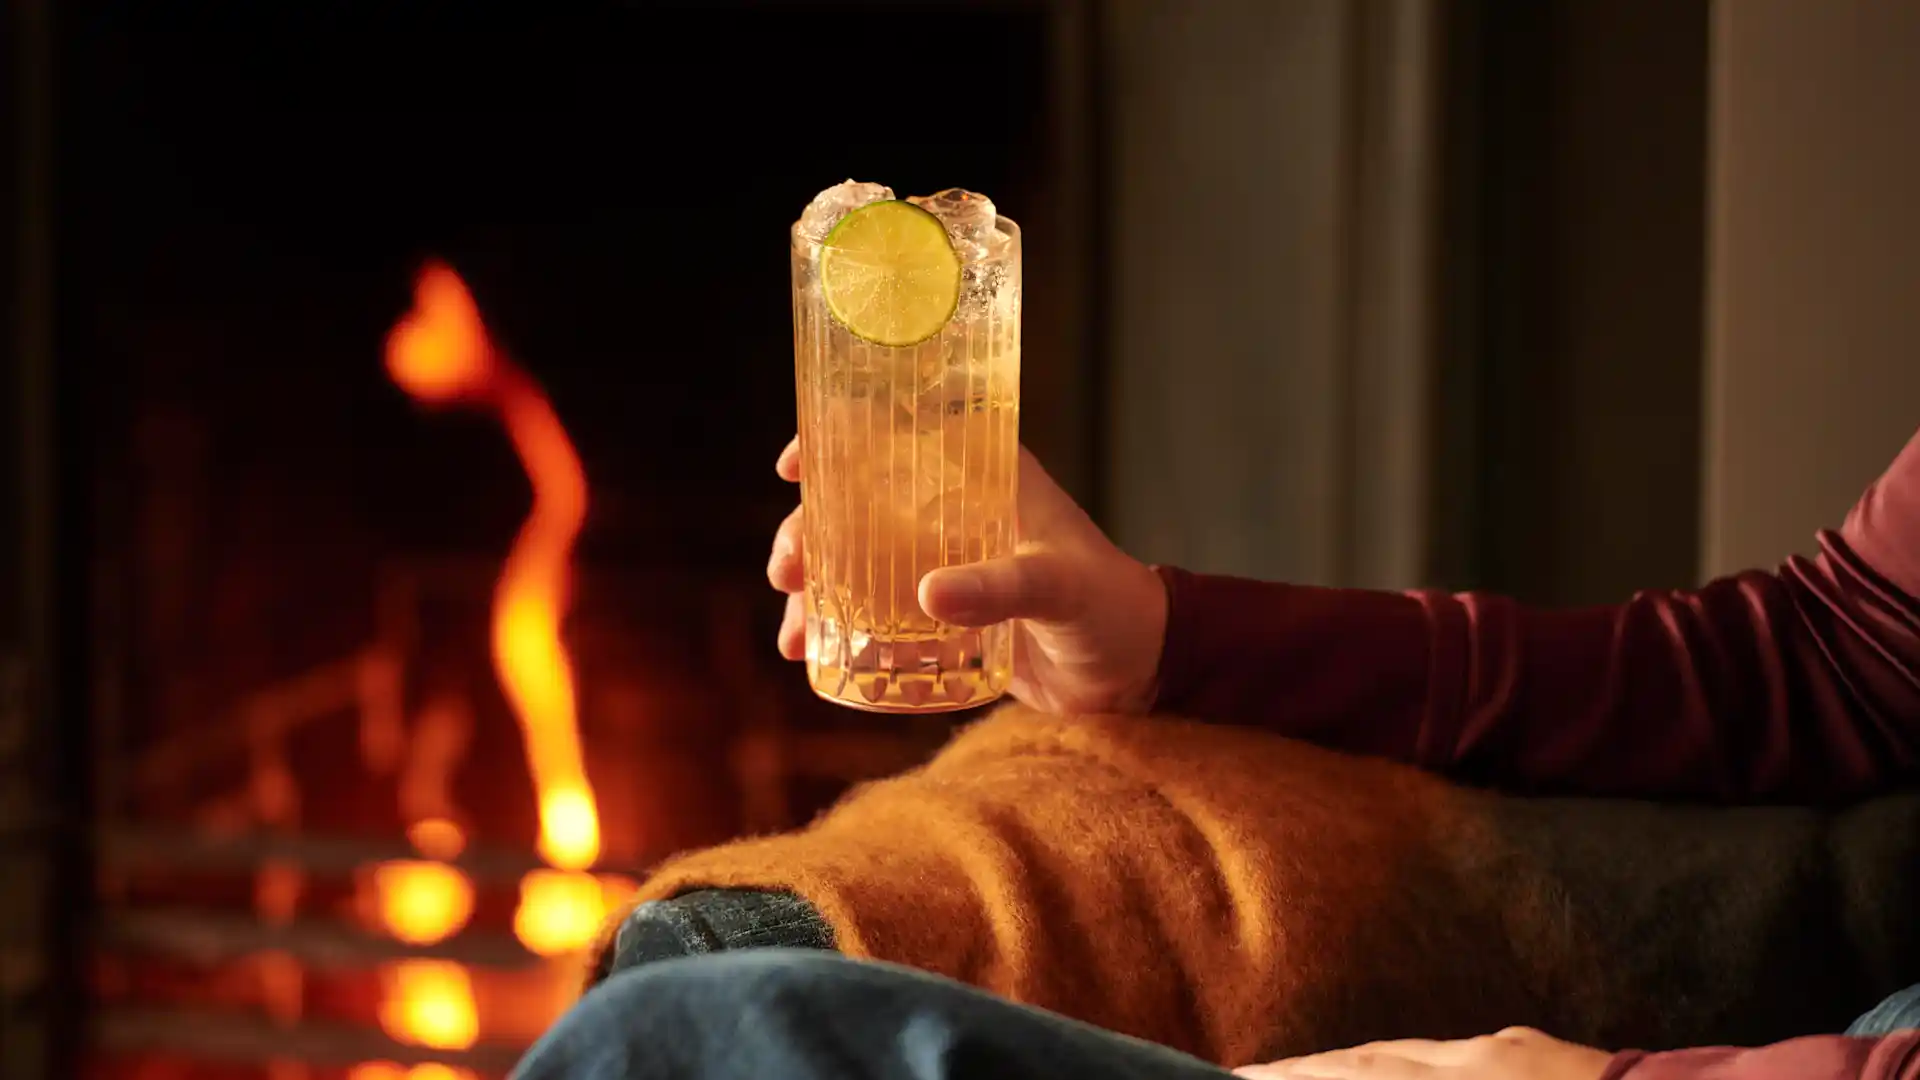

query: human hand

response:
[1233,1029,1614,1080]
[767,437,1169,715]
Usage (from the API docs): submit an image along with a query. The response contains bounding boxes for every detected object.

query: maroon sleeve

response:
[1599,1032,1920,1080]
[1150,427,1920,802]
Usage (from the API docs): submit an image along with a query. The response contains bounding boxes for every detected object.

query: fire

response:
[375,261,623,1074]
[386,260,612,969]
[378,960,480,1051]
[348,1063,476,1080]
[513,870,642,957]
[511,870,602,958]
[407,817,468,861]
[372,860,475,946]
[406,1067,477,1080]
[386,263,493,403]
[363,825,478,1063]
[387,260,600,874]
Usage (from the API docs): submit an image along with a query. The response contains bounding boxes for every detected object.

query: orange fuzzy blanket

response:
[604,705,1920,1065]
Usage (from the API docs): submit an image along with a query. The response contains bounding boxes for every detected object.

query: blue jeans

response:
[1850,982,1920,1037]
[512,949,1920,1080]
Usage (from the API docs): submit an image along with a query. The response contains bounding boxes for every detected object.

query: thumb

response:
[919,550,1086,627]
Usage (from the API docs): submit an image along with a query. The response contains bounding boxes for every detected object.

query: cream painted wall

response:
[1703,0,1920,576]
[1102,0,1439,586]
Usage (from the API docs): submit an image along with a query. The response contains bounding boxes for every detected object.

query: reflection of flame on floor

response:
[346,262,638,1071]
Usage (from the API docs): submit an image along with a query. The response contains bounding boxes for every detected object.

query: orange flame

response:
[407,817,468,862]
[512,869,637,958]
[492,374,597,871]
[386,263,494,403]
[364,821,477,1062]
[386,260,612,983]
[386,261,601,874]
[378,960,479,1051]
[372,860,475,946]
[347,1063,477,1080]
[408,1067,477,1080]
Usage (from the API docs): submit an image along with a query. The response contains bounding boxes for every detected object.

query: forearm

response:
[1152,534,1920,801]
[1149,568,1439,764]
[1154,427,1920,801]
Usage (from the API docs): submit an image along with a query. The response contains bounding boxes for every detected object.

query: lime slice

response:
[820,200,962,347]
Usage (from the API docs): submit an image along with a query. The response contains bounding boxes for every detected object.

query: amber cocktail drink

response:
[790,181,1020,712]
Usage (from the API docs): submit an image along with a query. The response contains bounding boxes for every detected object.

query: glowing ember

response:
[346,1064,475,1080]
[407,817,468,861]
[372,860,475,946]
[407,1066,478,1080]
[386,261,603,875]
[510,870,603,957]
[378,960,480,1051]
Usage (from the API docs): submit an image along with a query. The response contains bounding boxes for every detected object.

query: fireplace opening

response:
[24,4,1080,1078]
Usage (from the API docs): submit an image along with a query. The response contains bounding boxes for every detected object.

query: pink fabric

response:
[1601,1031,1920,1080]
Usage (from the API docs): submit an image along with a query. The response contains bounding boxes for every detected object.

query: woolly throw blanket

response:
[606,705,1920,1067]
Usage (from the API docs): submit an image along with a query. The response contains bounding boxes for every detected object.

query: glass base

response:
[805,615,1011,714]
[805,685,1006,715]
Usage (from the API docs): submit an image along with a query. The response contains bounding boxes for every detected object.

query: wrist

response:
[1108,555,1170,714]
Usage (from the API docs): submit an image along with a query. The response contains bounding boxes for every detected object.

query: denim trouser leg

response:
[512,949,1235,1080]
[517,948,1920,1079]
[1849,983,1920,1036]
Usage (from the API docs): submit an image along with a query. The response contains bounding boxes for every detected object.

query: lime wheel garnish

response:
[820,200,962,347]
